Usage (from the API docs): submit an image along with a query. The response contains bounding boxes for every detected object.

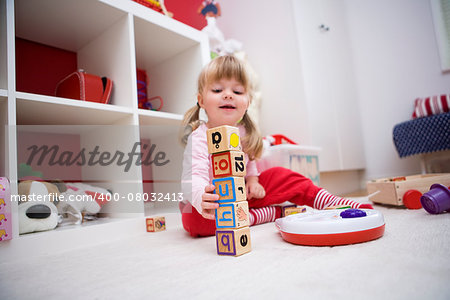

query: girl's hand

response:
[201,184,219,220]
[246,177,266,200]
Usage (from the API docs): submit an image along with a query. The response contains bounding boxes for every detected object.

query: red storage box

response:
[55,71,113,104]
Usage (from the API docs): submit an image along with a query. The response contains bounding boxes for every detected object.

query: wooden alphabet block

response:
[146,216,166,232]
[212,176,246,203]
[215,201,249,229]
[216,227,251,256]
[282,205,307,217]
[207,125,241,154]
[211,151,246,178]
[325,205,352,210]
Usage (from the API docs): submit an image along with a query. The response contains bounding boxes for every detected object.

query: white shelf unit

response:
[0,96,7,180]
[1,0,209,257]
[0,1,7,91]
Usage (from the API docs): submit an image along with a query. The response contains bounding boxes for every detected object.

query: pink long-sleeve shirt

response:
[181,123,259,214]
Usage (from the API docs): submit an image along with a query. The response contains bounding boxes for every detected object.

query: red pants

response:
[179,167,321,237]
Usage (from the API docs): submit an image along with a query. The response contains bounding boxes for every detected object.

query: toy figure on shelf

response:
[18,181,60,234]
[197,0,242,56]
[198,0,221,18]
[57,182,111,225]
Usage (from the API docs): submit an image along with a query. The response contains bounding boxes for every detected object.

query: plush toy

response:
[57,182,110,225]
[201,16,242,56]
[18,180,60,234]
[197,1,242,56]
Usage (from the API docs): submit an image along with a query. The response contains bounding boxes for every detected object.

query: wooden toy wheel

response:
[403,189,423,209]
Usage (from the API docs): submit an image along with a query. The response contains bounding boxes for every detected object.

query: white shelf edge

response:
[138,109,182,121]
[15,91,134,114]
[103,0,205,43]
[0,216,146,263]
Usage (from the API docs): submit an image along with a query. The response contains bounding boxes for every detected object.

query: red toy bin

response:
[15,37,78,97]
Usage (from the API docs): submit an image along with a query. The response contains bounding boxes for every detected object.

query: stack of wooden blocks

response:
[207,125,251,256]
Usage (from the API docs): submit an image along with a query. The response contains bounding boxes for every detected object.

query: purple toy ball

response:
[420,184,450,214]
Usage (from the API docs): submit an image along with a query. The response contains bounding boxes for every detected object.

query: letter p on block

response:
[207,125,241,154]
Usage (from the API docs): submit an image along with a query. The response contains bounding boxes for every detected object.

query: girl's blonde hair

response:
[180,55,263,160]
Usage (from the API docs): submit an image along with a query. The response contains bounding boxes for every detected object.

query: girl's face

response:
[198,78,250,128]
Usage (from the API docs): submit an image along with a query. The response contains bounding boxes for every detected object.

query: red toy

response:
[420,184,450,214]
[55,70,113,104]
[367,174,450,209]
[266,134,297,146]
[136,68,163,111]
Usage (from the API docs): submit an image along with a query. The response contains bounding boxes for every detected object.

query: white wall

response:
[344,0,450,180]
[216,0,311,145]
[216,0,450,190]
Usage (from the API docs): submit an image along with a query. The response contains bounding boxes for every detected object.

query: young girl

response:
[180,55,372,237]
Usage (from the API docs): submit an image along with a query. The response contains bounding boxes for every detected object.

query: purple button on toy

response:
[340,208,367,218]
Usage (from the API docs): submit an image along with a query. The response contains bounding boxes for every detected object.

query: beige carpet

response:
[0,205,449,300]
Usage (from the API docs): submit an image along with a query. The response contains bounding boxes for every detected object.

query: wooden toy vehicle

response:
[367,173,450,209]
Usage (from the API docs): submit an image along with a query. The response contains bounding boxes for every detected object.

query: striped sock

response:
[314,189,374,210]
[249,206,282,226]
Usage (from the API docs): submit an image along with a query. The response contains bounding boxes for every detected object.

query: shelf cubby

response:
[14,0,135,108]
[16,124,144,217]
[133,14,208,115]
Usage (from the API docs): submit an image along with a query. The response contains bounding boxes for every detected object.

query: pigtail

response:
[241,112,263,160]
[179,104,202,146]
